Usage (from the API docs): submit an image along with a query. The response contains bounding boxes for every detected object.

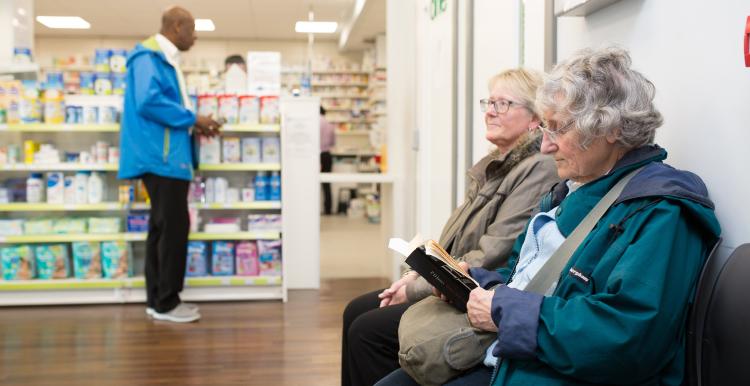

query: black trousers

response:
[321,151,333,214]
[342,289,414,386]
[141,173,190,313]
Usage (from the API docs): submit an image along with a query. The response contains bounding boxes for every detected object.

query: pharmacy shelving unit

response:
[0,122,286,306]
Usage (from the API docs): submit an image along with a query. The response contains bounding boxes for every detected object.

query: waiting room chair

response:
[686,241,750,385]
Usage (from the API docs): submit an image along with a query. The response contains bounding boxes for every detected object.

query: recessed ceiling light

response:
[195,19,215,32]
[295,21,338,34]
[36,16,91,29]
[17,8,26,16]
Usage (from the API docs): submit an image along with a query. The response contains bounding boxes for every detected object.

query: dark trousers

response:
[321,151,333,214]
[141,173,190,313]
[342,289,414,386]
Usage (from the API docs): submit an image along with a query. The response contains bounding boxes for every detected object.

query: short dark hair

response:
[320,106,326,115]
[225,55,245,67]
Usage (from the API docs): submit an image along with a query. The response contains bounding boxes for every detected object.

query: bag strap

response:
[524,166,644,295]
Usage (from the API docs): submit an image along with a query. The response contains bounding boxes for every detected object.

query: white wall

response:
[34,36,361,70]
[386,0,417,278]
[414,0,456,240]
[471,0,522,165]
[556,0,750,255]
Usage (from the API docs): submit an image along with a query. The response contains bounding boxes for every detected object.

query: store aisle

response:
[0,278,388,386]
[320,215,388,279]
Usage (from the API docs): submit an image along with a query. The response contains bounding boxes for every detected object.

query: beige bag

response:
[397,296,495,386]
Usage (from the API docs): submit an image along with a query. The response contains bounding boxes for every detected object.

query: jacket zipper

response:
[163,127,170,162]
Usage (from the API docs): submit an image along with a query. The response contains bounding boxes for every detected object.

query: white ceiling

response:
[33,0,384,46]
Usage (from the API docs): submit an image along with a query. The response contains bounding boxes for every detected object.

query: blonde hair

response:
[488,68,544,119]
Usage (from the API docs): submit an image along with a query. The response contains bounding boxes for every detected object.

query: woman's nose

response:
[540,133,558,154]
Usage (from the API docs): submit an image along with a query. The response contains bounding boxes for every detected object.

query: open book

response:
[389,235,479,313]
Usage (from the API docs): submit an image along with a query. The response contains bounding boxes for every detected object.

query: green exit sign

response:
[430,0,448,20]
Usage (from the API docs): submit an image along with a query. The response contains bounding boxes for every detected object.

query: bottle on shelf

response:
[254,171,267,201]
[269,171,281,201]
[87,171,104,204]
[26,173,44,203]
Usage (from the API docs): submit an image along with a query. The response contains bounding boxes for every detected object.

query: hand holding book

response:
[389,235,479,313]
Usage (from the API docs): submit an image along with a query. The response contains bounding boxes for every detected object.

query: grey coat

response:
[406,134,559,301]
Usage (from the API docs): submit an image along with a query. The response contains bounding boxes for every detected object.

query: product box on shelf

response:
[1,245,35,280]
[261,137,281,164]
[52,218,87,234]
[199,136,221,164]
[72,241,102,279]
[257,240,282,276]
[241,137,261,163]
[198,94,218,118]
[0,219,24,236]
[238,96,260,124]
[259,96,280,124]
[211,241,235,276]
[24,219,53,235]
[218,95,239,124]
[101,241,131,279]
[236,241,259,276]
[222,137,241,163]
[88,217,121,234]
[34,244,70,279]
[186,241,208,277]
[127,212,149,233]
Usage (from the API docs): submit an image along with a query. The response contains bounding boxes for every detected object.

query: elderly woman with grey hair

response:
[376,46,720,386]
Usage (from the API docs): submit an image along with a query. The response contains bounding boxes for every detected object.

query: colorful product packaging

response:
[235,241,259,276]
[211,241,235,276]
[261,137,281,164]
[186,241,208,277]
[241,137,261,163]
[72,241,102,279]
[1,245,35,280]
[257,240,282,276]
[34,244,70,279]
[101,241,131,279]
[222,137,241,163]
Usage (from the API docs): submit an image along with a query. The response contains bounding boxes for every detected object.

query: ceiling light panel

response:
[36,16,91,29]
[195,19,216,32]
[295,21,338,34]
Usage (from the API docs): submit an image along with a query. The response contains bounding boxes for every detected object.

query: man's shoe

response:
[146,303,198,317]
[151,303,201,323]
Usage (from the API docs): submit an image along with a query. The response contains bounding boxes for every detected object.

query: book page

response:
[388,234,426,257]
[425,240,479,286]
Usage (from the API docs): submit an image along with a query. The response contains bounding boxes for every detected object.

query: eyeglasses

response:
[536,119,575,142]
[479,98,522,114]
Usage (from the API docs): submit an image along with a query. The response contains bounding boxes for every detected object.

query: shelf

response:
[0,163,117,171]
[317,94,368,99]
[319,172,394,183]
[312,82,369,87]
[191,201,281,210]
[0,231,280,244]
[0,202,148,212]
[199,163,281,171]
[0,276,282,291]
[221,124,280,133]
[314,70,369,75]
[0,123,119,132]
[41,64,96,72]
[0,63,40,74]
[0,201,279,212]
[335,131,370,136]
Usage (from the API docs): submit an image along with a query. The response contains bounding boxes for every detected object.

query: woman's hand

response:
[467,287,498,332]
[378,271,418,307]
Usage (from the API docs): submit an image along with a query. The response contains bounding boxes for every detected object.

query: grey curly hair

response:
[536,46,663,148]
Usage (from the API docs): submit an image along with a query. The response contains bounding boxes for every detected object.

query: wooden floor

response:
[0,278,388,386]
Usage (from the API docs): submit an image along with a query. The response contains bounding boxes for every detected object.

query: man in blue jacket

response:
[119,6,221,323]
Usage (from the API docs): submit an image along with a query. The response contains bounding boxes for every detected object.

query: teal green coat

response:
[472,145,720,386]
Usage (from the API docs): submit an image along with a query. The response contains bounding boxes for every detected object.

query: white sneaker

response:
[150,303,201,323]
[146,302,199,317]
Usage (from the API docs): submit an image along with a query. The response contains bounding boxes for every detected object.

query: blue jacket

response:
[470,145,721,386]
[118,36,196,181]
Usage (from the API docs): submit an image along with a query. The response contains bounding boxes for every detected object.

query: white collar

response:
[154,33,180,66]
